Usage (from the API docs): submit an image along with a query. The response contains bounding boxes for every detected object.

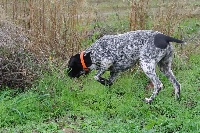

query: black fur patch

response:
[154,34,184,49]
[154,34,169,49]
[68,52,92,78]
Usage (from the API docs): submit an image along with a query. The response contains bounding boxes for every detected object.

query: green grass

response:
[1,16,200,133]
[0,0,199,132]
[0,53,200,132]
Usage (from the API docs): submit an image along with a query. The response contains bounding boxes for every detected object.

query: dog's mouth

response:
[67,68,86,78]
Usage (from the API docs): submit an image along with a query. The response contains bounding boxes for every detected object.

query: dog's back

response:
[85,30,161,70]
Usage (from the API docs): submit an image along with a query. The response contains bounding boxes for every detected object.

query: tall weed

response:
[1,0,198,60]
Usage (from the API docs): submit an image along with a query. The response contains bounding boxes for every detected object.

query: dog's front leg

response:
[94,59,114,86]
[94,69,113,86]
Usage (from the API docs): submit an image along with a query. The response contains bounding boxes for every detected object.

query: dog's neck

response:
[80,52,92,70]
[80,51,89,71]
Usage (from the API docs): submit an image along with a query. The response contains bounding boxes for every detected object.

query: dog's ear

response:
[68,54,81,67]
[68,57,74,67]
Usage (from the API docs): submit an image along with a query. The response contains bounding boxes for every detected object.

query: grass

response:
[0,52,200,132]
[0,0,200,132]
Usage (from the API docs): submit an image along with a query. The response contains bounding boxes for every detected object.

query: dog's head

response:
[67,52,91,78]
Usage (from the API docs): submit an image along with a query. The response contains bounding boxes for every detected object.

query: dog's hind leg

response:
[140,60,163,103]
[108,71,119,84]
[158,56,180,100]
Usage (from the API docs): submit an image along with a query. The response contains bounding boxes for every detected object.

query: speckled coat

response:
[69,30,185,103]
[85,30,168,72]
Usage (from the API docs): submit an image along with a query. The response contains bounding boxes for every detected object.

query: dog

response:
[68,30,185,103]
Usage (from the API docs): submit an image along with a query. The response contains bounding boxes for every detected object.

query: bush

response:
[0,20,38,89]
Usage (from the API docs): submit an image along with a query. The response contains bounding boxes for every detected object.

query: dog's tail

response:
[165,35,186,45]
[154,33,186,49]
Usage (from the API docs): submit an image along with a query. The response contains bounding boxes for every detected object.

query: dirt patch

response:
[62,128,78,133]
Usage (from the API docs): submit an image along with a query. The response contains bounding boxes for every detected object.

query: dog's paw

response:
[144,98,152,104]
[106,81,113,86]
[98,78,113,86]
[175,93,181,102]
[101,79,113,86]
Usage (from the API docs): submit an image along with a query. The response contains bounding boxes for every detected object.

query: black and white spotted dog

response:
[68,30,185,103]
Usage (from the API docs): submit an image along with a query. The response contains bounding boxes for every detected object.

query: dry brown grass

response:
[1,0,199,59]
[1,0,94,60]
[129,0,150,30]
[129,0,197,36]
[0,0,199,88]
[26,0,93,60]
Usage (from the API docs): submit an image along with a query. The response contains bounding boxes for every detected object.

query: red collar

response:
[80,51,89,72]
